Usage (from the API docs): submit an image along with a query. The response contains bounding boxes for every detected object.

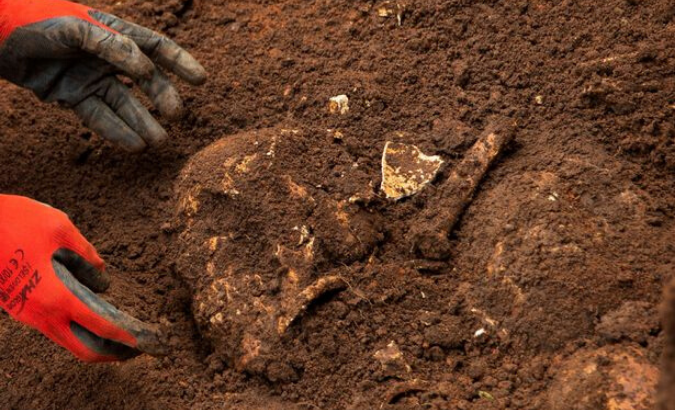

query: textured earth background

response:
[0,0,673,409]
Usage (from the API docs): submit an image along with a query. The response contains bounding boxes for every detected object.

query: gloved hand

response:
[0,0,206,152]
[0,195,163,362]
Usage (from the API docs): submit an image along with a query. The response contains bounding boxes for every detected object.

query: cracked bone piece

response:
[374,341,411,377]
[408,121,514,260]
[328,95,350,115]
[377,1,406,25]
[381,141,444,200]
[276,276,347,335]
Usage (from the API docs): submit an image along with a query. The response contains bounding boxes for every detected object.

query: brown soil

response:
[662,279,675,410]
[0,0,673,409]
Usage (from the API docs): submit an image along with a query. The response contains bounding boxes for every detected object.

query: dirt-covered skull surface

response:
[176,128,382,379]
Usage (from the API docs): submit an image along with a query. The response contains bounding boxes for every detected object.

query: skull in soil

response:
[175,128,381,379]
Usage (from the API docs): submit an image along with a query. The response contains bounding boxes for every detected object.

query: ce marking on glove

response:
[0,249,41,313]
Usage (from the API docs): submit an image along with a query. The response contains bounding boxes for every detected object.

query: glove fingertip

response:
[187,64,208,86]
[154,87,184,120]
[162,98,185,121]
[121,136,149,153]
[74,241,106,274]
[116,38,154,80]
[178,57,208,86]
[148,126,169,147]
[58,224,106,269]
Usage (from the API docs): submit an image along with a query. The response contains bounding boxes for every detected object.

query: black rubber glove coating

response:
[52,258,166,358]
[0,11,206,152]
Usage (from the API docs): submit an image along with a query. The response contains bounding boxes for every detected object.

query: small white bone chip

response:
[328,95,350,115]
[381,141,444,200]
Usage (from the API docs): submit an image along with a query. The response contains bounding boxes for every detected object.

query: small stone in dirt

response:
[374,341,411,377]
[478,391,495,401]
[327,128,344,142]
[380,141,444,200]
[328,95,350,115]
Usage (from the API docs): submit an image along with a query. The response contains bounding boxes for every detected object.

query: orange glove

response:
[0,195,163,362]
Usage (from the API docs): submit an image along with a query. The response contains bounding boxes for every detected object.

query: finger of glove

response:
[50,209,106,273]
[73,96,147,152]
[138,69,184,120]
[53,261,166,357]
[53,248,110,293]
[102,78,168,146]
[49,321,140,362]
[69,321,141,362]
[73,21,155,80]
[90,11,207,85]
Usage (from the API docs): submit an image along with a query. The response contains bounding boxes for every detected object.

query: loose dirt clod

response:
[547,345,658,410]
[408,121,514,260]
[380,141,444,200]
